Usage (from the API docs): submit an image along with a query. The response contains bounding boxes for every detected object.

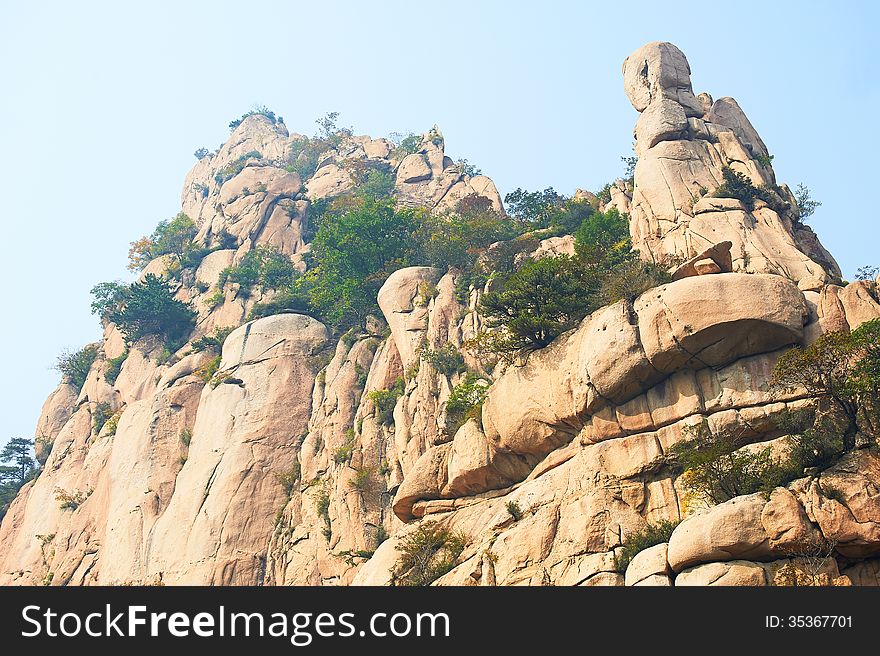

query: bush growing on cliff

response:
[391,521,466,586]
[128,213,198,272]
[669,413,848,508]
[478,255,596,353]
[190,327,235,354]
[303,198,425,327]
[669,422,781,505]
[420,344,466,377]
[368,379,405,426]
[712,167,766,211]
[55,345,98,391]
[772,319,880,450]
[474,208,667,357]
[95,274,197,352]
[856,265,879,281]
[794,183,821,221]
[104,349,129,385]
[445,373,490,435]
[219,246,297,292]
[615,520,680,572]
[389,132,421,159]
[214,150,262,185]
[418,195,515,271]
[503,187,563,231]
[1,440,37,521]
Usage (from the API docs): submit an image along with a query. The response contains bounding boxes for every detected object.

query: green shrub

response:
[104,350,128,385]
[333,429,356,464]
[597,259,672,306]
[348,161,396,199]
[856,265,879,281]
[56,489,89,512]
[204,288,226,310]
[367,378,405,426]
[349,467,375,493]
[55,345,98,391]
[286,137,326,180]
[712,167,764,211]
[0,438,38,517]
[573,207,631,267]
[794,183,821,221]
[669,413,846,507]
[247,285,312,320]
[103,409,122,437]
[389,132,422,159]
[445,373,490,435]
[615,520,680,572]
[195,355,221,385]
[478,255,595,353]
[421,344,466,377]
[454,158,481,177]
[417,195,515,271]
[97,274,197,352]
[179,427,192,447]
[669,422,781,505]
[503,187,563,231]
[622,155,637,181]
[474,208,666,358]
[391,521,466,586]
[92,403,114,435]
[505,501,522,521]
[214,151,262,185]
[773,320,880,450]
[303,198,426,327]
[190,327,235,354]
[127,213,198,272]
[276,462,301,498]
[219,246,296,291]
[755,153,774,167]
[315,488,332,540]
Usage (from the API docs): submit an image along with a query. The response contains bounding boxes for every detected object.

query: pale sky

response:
[0,0,877,442]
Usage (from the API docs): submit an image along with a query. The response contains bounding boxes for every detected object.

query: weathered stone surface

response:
[624,542,670,585]
[377,266,442,369]
[622,41,703,116]
[668,494,774,572]
[634,273,806,371]
[145,315,329,584]
[623,42,839,289]
[675,560,768,586]
[672,241,733,280]
[791,450,880,558]
[838,280,880,329]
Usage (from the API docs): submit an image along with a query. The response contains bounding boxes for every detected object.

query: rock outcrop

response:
[1,42,878,587]
[622,42,840,291]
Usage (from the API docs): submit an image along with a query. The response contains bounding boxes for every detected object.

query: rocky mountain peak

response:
[1,43,878,588]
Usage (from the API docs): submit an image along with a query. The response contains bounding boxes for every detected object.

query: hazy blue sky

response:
[0,1,877,442]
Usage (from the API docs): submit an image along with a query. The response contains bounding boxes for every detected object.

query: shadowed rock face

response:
[2,43,880,587]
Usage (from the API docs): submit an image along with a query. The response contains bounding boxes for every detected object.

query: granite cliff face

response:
[1,43,878,587]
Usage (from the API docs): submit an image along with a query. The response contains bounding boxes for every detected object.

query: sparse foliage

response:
[615,520,680,572]
[391,521,466,586]
[55,345,98,391]
[794,183,821,220]
[368,379,405,426]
